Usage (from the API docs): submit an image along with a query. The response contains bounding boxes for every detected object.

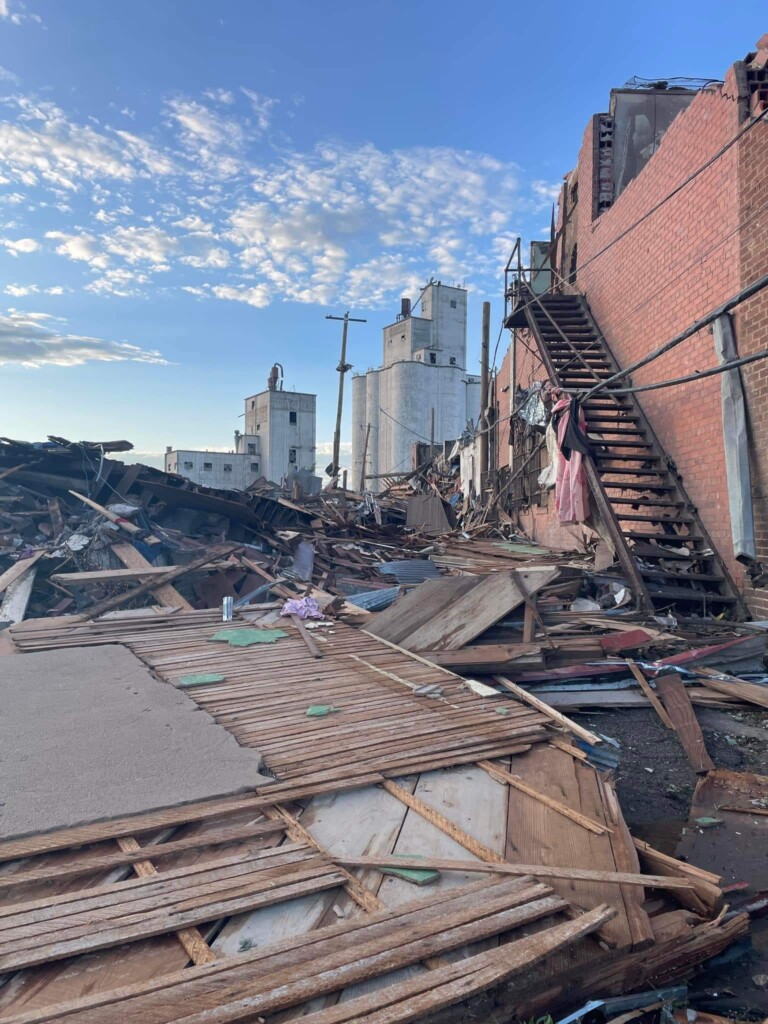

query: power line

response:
[582,269,768,399]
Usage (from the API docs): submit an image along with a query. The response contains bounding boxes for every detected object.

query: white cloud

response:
[173,214,214,234]
[0,0,42,25]
[0,308,167,367]
[0,97,173,192]
[180,246,230,269]
[46,230,108,267]
[204,88,235,105]
[165,96,244,151]
[103,225,178,267]
[0,236,39,255]
[0,65,19,82]
[5,283,37,296]
[532,180,561,203]
[181,285,206,296]
[240,88,277,131]
[211,283,270,308]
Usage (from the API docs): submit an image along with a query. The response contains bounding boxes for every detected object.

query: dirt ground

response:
[574,704,768,1019]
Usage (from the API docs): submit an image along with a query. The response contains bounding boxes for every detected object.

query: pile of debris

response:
[1,434,768,1023]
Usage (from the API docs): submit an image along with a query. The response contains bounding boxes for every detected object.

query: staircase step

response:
[616,513,695,524]
[604,483,676,493]
[600,467,667,476]
[640,568,726,582]
[608,496,685,507]
[593,440,654,449]
[624,530,703,543]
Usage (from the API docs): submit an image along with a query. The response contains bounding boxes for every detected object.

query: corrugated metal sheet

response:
[346,587,401,612]
[377,559,442,584]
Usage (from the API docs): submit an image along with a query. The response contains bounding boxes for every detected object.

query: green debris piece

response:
[495,706,511,716]
[306,704,340,717]
[695,816,724,829]
[178,673,225,687]
[493,541,547,555]
[380,854,440,886]
[211,628,288,647]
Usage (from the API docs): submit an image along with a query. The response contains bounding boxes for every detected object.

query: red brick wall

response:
[737,113,768,615]
[574,69,744,586]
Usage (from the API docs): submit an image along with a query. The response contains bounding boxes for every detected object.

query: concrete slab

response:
[0,645,269,839]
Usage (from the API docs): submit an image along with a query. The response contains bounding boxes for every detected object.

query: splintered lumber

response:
[71,545,236,623]
[654,673,714,773]
[51,566,197,584]
[626,658,675,729]
[367,567,558,651]
[0,550,44,596]
[420,643,544,673]
[116,836,216,967]
[335,856,693,889]
[478,760,611,835]
[694,667,768,710]
[0,880,608,1024]
[278,905,617,1024]
[0,819,288,891]
[493,675,602,746]
[632,838,723,915]
[0,844,347,973]
[291,614,323,658]
[0,778,382,864]
[0,567,38,624]
[68,490,161,544]
[112,541,194,611]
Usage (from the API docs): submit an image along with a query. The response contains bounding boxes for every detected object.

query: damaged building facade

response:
[165,364,319,492]
[351,282,481,491]
[502,35,768,616]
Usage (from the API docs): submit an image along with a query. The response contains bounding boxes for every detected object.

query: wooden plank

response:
[478,761,611,835]
[291,615,323,658]
[276,905,616,1024]
[504,744,634,953]
[0,778,383,863]
[419,644,544,672]
[0,819,287,891]
[493,675,602,746]
[336,856,690,888]
[111,542,194,611]
[0,551,44,596]
[694,668,768,710]
[0,567,38,624]
[67,491,160,544]
[0,879,540,1023]
[214,780,415,958]
[50,567,193,584]
[390,569,559,652]
[626,659,675,729]
[654,673,714,773]
[115,837,216,967]
[0,463,26,482]
[366,577,477,646]
[72,545,235,622]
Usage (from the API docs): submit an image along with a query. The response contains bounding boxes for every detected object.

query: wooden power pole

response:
[326,311,367,484]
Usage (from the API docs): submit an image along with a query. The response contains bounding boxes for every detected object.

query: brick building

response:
[501,35,768,614]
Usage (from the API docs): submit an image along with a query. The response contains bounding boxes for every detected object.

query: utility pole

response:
[479,301,491,480]
[326,311,367,485]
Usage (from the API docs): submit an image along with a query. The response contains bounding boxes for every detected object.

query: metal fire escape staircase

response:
[507,289,747,618]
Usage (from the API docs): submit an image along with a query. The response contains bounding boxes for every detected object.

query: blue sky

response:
[0,0,763,468]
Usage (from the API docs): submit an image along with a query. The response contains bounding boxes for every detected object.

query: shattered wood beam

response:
[0,550,44,596]
[71,545,237,623]
[335,856,694,889]
[626,659,675,729]
[477,760,611,835]
[68,490,162,544]
[493,675,602,746]
[111,542,194,611]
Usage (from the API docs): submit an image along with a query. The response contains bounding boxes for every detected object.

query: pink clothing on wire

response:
[552,396,589,524]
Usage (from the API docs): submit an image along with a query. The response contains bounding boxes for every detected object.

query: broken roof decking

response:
[0,610,746,1022]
